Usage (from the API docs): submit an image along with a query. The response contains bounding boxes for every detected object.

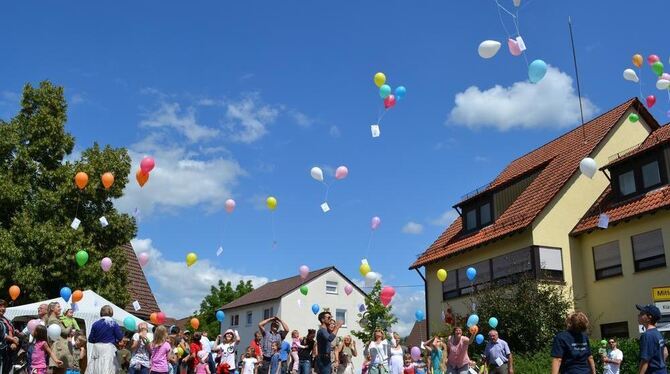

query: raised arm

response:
[258,317,273,335]
[275,317,289,332]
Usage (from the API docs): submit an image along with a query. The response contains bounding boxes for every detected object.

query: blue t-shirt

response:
[280,341,291,361]
[316,327,335,355]
[640,328,667,373]
[550,331,592,374]
[270,352,281,374]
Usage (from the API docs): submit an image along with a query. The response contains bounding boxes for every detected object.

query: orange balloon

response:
[469,325,479,336]
[8,285,20,301]
[190,318,200,330]
[101,172,114,190]
[74,172,89,190]
[136,169,149,187]
[150,312,158,324]
[633,54,643,68]
[72,290,83,303]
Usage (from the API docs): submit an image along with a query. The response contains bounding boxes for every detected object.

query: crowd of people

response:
[0,301,667,374]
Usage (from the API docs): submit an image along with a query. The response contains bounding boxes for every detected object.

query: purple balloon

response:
[101,257,113,272]
[410,346,421,361]
[371,216,381,230]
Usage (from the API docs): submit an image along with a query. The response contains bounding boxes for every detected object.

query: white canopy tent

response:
[5,290,151,337]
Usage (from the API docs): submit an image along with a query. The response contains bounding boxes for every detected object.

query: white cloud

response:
[390,289,425,337]
[225,96,279,143]
[71,93,85,105]
[402,222,424,235]
[329,125,341,138]
[288,110,313,128]
[430,210,459,226]
[141,102,219,143]
[447,67,598,130]
[130,238,269,318]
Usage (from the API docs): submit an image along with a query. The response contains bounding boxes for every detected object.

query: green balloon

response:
[75,250,89,267]
[629,113,639,123]
[600,339,607,346]
[300,285,308,296]
[652,61,664,76]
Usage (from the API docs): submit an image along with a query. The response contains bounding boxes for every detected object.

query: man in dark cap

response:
[636,304,668,373]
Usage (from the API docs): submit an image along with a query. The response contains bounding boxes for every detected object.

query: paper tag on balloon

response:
[297,299,302,308]
[515,35,527,51]
[321,202,330,213]
[70,217,81,230]
[216,246,224,256]
[132,300,141,311]
[99,216,109,227]
[597,213,610,229]
[371,124,380,138]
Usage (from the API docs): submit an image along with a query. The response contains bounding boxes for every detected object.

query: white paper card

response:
[516,35,526,51]
[371,124,380,138]
[216,246,224,256]
[70,218,81,230]
[132,300,141,311]
[495,357,504,367]
[321,202,330,213]
[597,213,610,229]
[99,216,109,227]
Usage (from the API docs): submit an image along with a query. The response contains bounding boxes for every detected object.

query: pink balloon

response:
[648,54,660,65]
[27,319,41,334]
[507,38,522,56]
[225,199,236,214]
[157,312,166,324]
[101,257,112,272]
[299,265,310,279]
[335,166,349,180]
[647,95,656,108]
[383,95,396,109]
[344,284,353,295]
[138,253,149,267]
[381,286,396,298]
[662,73,670,81]
[371,216,381,230]
[140,157,155,174]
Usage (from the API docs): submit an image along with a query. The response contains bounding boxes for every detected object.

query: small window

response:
[480,203,491,225]
[442,269,459,300]
[336,309,347,327]
[538,247,564,281]
[642,161,661,188]
[465,209,477,230]
[593,241,623,280]
[246,311,253,326]
[618,170,636,196]
[263,307,274,320]
[326,281,338,295]
[600,322,629,339]
[492,248,532,279]
[632,229,666,271]
[231,314,239,326]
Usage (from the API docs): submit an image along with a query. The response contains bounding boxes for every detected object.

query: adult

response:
[601,338,622,374]
[250,332,263,360]
[423,336,445,374]
[550,311,596,374]
[0,300,19,374]
[334,335,357,374]
[366,329,390,374]
[150,325,172,374]
[445,327,471,374]
[87,305,124,374]
[258,316,289,374]
[45,301,73,374]
[215,329,241,374]
[389,333,405,374]
[129,322,152,374]
[483,330,513,374]
[636,304,668,374]
[297,329,316,374]
[316,312,342,374]
[201,331,215,374]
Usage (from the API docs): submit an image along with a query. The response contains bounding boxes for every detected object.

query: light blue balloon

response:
[395,86,407,101]
[123,316,137,331]
[475,334,484,345]
[488,317,498,329]
[466,267,477,281]
[216,310,225,322]
[528,59,548,83]
[379,85,392,99]
[311,304,320,315]
[60,287,72,302]
[466,314,479,327]
[415,310,425,321]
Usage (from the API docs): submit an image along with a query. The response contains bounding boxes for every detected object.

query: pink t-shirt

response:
[447,336,470,367]
[151,342,172,372]
[32,341,48,369]
[195,362,209,374]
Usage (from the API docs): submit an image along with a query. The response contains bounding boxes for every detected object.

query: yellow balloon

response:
[374,72,386,88]
[266,196,278,211]
[359,262,371,277]
[632,54,643,68]
[186,252,197,267]
[437,269,447,282]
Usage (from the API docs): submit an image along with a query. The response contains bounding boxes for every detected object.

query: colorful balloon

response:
[138,252,150,267]
[216,310,225,322]
[437,269,447,282]
[383,95,396,109]
[512,0,521,6]
[657,80,670,90]
[344,284,353,296]
[124,316,137,331]
[623,69,639,83]
[101,172,114,190]
[157,312,166,324]
[475,334,485,345]
[136,169,149,187]
[311,304,320,315]
[528,60,548,83]
[381,286,396,298]
[47,324,62,340]
[507,38,521,56]
[225,199,236,213]
[466,267,477,281]
[359,259,371,276]
[628,113,640,123]
[415,310,425,322]
[410,346,421,361]
[335,166,349,180]
[652,61,664,77]
[478,40,502,59]
[299,265,310,279]
[72,290,83,303]
[266,196,278,211]
[371,216,381,230]
[310,167,324,182]
[60,287,72,302]
[648,54,660,66]
[374,72,386,88]
[190,318,200,330]
[75,250,89,267]
[632,54,643,68]
[140,156,155,174]
[646,95,656,108]
[27,319,40,334]
[186,252,197,267]
[469,325,479,336]
[300,285,308,296]
[379,85,392,99]
[579,157,597,179]
[466,314,479,328]
[662,73,670,81]
[100,257,112,272]
[489,317,499,328]
[380,295,392,307]
[150,313,158,324]
[365,272,380,287]
[8,285,20,301]
[395,86,407,101]
[74,172,88,190]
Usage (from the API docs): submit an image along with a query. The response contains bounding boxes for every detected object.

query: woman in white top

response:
[366,329,390,374]
[215,329,241,374]
[389,333,405,374]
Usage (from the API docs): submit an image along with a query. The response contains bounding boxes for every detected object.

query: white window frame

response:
[326,281,339,295]
[246,311,253,326]
[231,314,239,326]
[335,309,347,328]
[263,307,274,320]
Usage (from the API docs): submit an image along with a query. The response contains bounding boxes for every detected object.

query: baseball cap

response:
[636,304,661,321]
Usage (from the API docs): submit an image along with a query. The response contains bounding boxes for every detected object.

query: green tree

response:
[191,280,254,337]
[351,281,398,343]
[0,81,136,306]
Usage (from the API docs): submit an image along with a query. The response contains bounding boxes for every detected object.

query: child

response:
[32,325,63,374]
[75,334,87,374]
[116,337,131,374]
[59,309,80,331]
[270,342,281,374]
[196,351,211,374]
[403,354,415,374]
[290,330,306,374]
[241,347,259,374]
[361,354,371,374]
[413,353,426,374]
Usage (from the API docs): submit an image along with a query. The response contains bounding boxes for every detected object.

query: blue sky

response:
[2,0,670,334]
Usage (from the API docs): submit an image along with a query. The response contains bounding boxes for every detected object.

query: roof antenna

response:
[568,16,586,144]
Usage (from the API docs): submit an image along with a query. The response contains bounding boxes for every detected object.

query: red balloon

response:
[157,312,166,324]
[380,295,392,307]
[381,286,396,298]
[383,94,396,109]
[647,95,656,108]
[648,54,660,66]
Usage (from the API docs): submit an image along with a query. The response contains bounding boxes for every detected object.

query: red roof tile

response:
[411,98,658,269]
[121,243,161,320]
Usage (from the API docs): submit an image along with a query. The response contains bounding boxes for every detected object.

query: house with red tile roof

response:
[121,243,162,321]
[410,98,670,339]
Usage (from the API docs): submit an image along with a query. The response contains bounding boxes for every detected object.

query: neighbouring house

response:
[221,266,366,369]
[121,243,162,321]
[410,98,670,339]
[405,320,427,349]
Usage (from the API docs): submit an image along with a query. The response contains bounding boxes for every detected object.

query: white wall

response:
[221,299,281,349]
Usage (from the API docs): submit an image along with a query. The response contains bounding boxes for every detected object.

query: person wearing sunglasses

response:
[601,338,622,374]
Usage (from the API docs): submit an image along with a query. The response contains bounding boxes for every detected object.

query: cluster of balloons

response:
[75,249,117,273]
[309,166,348,212]
[135,156,156,188]
[380,286,395,307]
[624,54,670,112]
[478,44,547,83]
[360,259,381,286]
[374,73,407,110]
[465,315,499,345]
[150,312,167,325]
[74,171,115,190]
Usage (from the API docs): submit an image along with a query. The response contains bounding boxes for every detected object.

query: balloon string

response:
[74,193,80,219]
[377,109,388,124]
[220,215,227,247]
[365,230,374,257]
[323,181,331,202]
[494,0,513,39]
[271,213,277,249]
[638,67,644,101]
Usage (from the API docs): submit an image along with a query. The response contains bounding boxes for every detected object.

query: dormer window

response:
[612,153,667,199]
[462,199,493,232]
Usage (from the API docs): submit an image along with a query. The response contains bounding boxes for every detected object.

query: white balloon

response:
[478,40,502,59]
[656,79,670,90]
[47,324,62,341]
[513,0,521,7]
[310,167,324,182]
[579,157,597,179]
[365,271,380,286]
[623,69,639,83]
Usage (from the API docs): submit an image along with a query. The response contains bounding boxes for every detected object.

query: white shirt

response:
[201,336,212,354]
[604,348,623,374]
[218,342,237,368]
[367,340,389,366]
[243,357,258,374]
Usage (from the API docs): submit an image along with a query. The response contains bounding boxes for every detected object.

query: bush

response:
[591,338,640,374]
